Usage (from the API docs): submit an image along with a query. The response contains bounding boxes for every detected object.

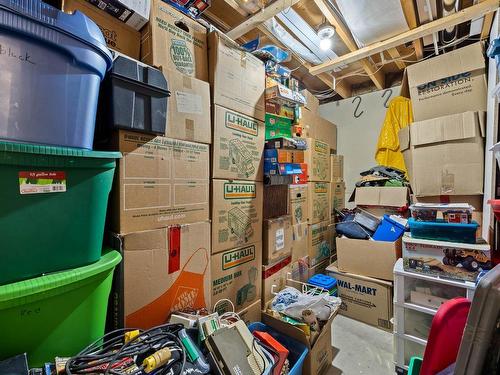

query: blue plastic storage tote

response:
[373,215,406,242]
[408,218,478,244]
[248,322,308,375]
[0,0,112,149]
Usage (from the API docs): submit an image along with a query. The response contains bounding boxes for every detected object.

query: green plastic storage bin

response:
[0,250,121,367]
[0,141,120,285]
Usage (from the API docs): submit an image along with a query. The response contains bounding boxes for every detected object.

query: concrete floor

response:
[327,315,394,375]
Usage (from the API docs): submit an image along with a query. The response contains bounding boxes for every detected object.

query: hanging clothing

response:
[375,96,413,174]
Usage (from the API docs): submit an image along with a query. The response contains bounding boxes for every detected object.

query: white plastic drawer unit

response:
[394,259,476,313]
[394,333,426,370]
[394,306,433,341]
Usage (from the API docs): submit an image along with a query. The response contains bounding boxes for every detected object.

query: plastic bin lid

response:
[383,215,407,229]
[0,140,121,159]
[0,0,112,70]
[0,250,122,309]
[307,274,337,290]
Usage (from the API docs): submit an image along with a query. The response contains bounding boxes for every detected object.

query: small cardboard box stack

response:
[92,2,218,330]
[400,42,487,225]
[331,155,346,216]
[208,30,266,316]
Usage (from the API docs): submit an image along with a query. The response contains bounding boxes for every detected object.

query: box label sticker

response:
[223,182,256,199]
[222,245,256,270]
[170,39,194,75]
[275,228,285,251]
[175,91,203,114]
[19,171,66,194]
[225,111,259,136]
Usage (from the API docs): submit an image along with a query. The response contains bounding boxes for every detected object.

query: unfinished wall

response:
[320,87,400,207]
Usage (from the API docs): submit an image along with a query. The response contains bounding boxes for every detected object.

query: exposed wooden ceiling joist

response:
[223,0,249,16]
[310,0,499,75]
[387,48,406,69]
[400,0,424,59]
[313,0,385,90]
[257,24,352,98]
[227,0,301,39]
[480,0,495,39]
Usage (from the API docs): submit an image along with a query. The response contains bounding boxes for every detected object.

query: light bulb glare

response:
[320,38,332,51]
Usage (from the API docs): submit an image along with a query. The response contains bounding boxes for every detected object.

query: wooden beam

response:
[387,48,406,69]
[480,0,496,39]
[313,0,385,90]
[223,0,249,17]
[310,0,500,75]
[227,0,300,39]
[257,24,351,98]
[400,0,424,59]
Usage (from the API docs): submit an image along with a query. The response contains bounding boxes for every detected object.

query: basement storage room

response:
[2,0,500,374]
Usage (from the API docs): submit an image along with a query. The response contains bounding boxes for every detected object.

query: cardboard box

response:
[263,185,288,220]
[164,69,211,144]
[86,0,150,30]
[63,0,140,58]
[262,309,336,375]
[265,102,295,120]
[406,43,487,121]
[402,234,491,282]
[115,221,211,329]
[301,110,337,152]
[208,31,265,120]
[110,130,209,234]
[327,263,393,332]
[350,186,409,217]
[336,237,402,281]
[264,149,304,164]
[289,184,309,225]
[211,242,262,311]
[308,221,334,267]
[263,215,293,264]
[331,181,346,213]
[293,163,308,185]
[307,258,330,279]
[141,0,208,80]
[262,256,292,306]
[211,179,263,254]
[304,138,331,182]
[291,223,309,262]
[330,155,344,181]
[399,111,485,196]
[308,182,331,224]
[237,299,262,325]
[301,89,319,114]
[212,105,265,181]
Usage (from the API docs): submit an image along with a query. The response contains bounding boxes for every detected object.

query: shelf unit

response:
[393,258,476,372]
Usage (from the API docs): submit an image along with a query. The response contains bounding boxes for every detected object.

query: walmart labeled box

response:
[110,130,209,233]
[141,0,208,81]
[399,111,485,196]
[211,179,263,253]
[111,221,211,329]
[211,242,262,312]
[406,42,486,121]
[212,105,265,181]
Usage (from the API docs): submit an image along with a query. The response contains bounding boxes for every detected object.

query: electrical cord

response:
[65,324,187,375]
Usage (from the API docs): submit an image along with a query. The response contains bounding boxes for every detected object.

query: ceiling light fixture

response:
[317,22,335,51]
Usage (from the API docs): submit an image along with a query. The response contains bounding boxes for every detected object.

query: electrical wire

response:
[65,324,187,375]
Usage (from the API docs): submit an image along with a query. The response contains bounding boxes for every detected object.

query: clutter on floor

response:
[1,0,500,374]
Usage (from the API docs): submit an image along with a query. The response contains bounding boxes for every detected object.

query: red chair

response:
[408,297,471,375]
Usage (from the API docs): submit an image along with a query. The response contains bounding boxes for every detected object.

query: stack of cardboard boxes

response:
[399,42,487,224]
[100,0,213,330]
[208,31,265,323]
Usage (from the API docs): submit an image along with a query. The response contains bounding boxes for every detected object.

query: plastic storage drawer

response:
[97,53,170,136]
[408,218,478,244]
[0,0,112,149]
[0,141,120,285]
[0,251,121,367]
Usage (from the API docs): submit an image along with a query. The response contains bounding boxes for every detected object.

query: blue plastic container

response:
[248,322,308,375]
[408,218,478,244]
[0,0,112,149]
[372,215,406,242]
[308,274,337,290]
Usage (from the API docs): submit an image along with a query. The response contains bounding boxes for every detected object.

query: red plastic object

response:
[253,331,289,375]
[419,298,471,375]
[487,199,500,220]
